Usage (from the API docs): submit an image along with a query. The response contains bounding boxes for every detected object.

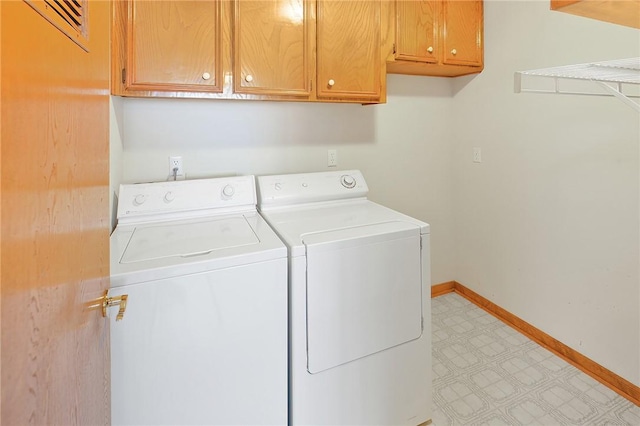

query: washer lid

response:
[120,216,259,263]
[111,213,286,287]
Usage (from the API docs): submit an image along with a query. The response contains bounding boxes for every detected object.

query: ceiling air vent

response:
[24,0,89,51]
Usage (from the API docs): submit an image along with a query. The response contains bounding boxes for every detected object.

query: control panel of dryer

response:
[117,176,257,221]
[257,170,369,208]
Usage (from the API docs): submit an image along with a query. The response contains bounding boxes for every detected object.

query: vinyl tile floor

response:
[431,293,640,425]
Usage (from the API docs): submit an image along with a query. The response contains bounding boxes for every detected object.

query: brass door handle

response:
[102,294,128,321]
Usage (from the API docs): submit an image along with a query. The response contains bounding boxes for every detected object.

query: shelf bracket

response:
[593,80,640,113]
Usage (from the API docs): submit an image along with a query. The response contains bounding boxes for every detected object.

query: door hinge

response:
[121,68,126,84]
[392,43,396,55]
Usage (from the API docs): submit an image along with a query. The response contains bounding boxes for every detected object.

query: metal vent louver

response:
[24,0,89,51]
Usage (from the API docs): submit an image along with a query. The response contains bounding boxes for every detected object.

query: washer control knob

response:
[164,191,175,203]
[222,184,235,199]
[133,194,147,206]
[340,175,356,189]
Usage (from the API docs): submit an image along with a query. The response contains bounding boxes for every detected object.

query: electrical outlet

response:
[169,156,184,178]
[473,147,482,163]
[328,149,337,167]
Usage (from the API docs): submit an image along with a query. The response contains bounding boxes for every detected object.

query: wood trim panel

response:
[0,1,3,421]
[550,0,580,7]
[431,281,456,297]
[111,0,128,96]
[431,281,640,406]
[386,60,483,77]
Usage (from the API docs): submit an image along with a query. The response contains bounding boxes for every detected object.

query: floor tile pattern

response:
[432,293,640,425]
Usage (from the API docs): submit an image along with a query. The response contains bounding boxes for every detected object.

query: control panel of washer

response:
[117,175,257,219]
[257,170,368,208]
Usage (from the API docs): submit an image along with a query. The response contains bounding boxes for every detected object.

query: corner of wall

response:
[109,96,125,232]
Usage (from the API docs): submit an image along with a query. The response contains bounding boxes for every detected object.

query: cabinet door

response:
[127,1,222,92]
[442,0,483,67]
[394,1,438,64]
[316,0,381,100]
[234,0,312,96]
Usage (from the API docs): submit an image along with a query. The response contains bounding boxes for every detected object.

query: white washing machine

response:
[109,176,288,425]
[256,170,432,426]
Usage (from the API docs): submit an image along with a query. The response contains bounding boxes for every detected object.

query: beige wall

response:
[113,0,640,387]
[452,0,640,385]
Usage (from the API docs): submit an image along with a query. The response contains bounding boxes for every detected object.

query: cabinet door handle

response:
[327,79,335,87]
[245,74,254,83]
[451,49,457,55]
[202,72,211,80]
[427,46,433,53]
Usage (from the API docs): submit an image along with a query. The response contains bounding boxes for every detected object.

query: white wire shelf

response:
[514,58,640,112]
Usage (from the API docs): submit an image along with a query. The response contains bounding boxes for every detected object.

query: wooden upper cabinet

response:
[393,1,438,64]
[234,0,313,97]
[551,0,640,29]
[112,0,386,102]
[123,1,223,93]
[386,0,484,77]
[442,0,483,67]
[316,0,382,101]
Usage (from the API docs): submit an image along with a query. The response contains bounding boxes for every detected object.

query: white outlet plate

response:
[169,156,185,179]
[473,147,482,163]
[328,149,337,167]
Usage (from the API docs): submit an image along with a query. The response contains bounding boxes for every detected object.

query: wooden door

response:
[442,0,483,66]
[234,0,313,97]
[394,0,438,64]
[1,1,111,424]
[127,1,222,92]
[316,0,382,101]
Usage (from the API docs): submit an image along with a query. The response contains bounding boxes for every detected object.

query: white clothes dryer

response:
[257,170,432,426]
[110,176,287,425]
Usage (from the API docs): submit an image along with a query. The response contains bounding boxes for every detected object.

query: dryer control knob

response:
[222,184,235,199]
[164,191,175,203]
[133,194,147,206]
[340,175,356,189]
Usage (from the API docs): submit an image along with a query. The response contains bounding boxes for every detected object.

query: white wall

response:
[452,1,640,385]
[114,0,640,386]
[109,96,124,232]
[119,75,457,283]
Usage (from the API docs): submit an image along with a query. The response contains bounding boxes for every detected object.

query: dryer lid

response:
[120,216,259,263]
[261,199,429,257]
